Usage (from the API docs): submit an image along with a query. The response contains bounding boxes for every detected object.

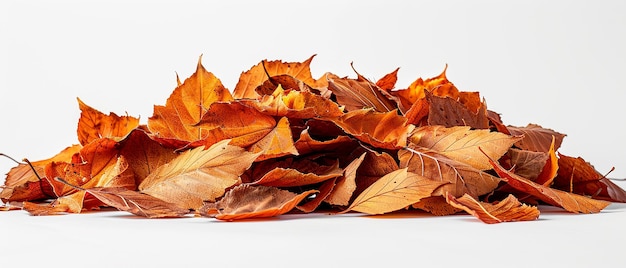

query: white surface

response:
[1,1,625,267]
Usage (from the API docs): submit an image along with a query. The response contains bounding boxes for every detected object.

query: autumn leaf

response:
[325,153,366,206]
[330,108,415,149]
[139,139,260,210]
[76,98,139,146]
[201,184,317,221]
[85,187,189,218]
[506,148,549,181]
[251,85,344,119]
[147,55,234,148]
[247,117,299,161]
[446,193,540,224]
[391,65,459,112]
[507,124,566,152]
[326,67,399,112]
[409,125,522,170]
[118,128,178,186]
[232,55,322,99]
[425,90,489,129]
[375,67,400,91]
[249,158,342,187]
[553,153,626,202]
[398,146,501,198]
[484,149,611,213]
[343,168,447,215]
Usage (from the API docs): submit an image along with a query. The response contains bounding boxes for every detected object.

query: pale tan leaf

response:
[446,193,540,224]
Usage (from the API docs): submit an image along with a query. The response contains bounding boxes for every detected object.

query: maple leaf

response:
[409,125,522,170]
[343,168,447,215]
[138,140,260,210]
[147,55,234,148]
[201,184,317,221]
[446,193,540,224]
[76,98,139,146]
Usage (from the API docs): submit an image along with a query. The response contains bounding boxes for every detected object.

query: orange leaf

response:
[446,193,540,224]
[118,128,178,186]
[485,150,611,213]
[325,153,366,206]
[147,55,233,148]
[233,55,320,99]
[554,153,626,202]
[76,98,139,146]
[203,184,317,221]
[331,109,414,149]
[391,65,459,111]
[248,117,299,161]
[138,140,260,210]
[399,146,501,198]
[345,168,447,215]
[410,125,522,170]
[534,136,559,186]
[375,67,400,91]
[252,85,344,119]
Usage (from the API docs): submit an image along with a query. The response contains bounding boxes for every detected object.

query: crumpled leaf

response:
[485,150,611,213]
[247,117,299,161]
[391,65,459,112]
[233,55,322,99]
[85,187,189,218]
[446,193,540,224]
[344,168,447,215]
[201,184,317,221]
[325,153,366,206]
[139,139,260,210]
[76,98,139,146]
[409,125,522,170]
[249,158,342,187]
[425,90,489,129]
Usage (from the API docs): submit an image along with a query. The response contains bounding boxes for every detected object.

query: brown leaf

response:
[86,187,189,218]
[325,153,366,206]
[446,193,540,224]
[76,98,139,146]
[326,66,399,112]
[294,129,357,156]
[412,196,462,216]
[409,125,522,170]
[553,153,626,202]
[425,90,489,129]
[147,55,233,148]
[506,148,549,181]
[485,150,611,213]
[507,124,566,152]
[344,168,447,215]
[250,158,342,187]
[118,128,178,186]
[202,184,317,221]
[139,139,260,210]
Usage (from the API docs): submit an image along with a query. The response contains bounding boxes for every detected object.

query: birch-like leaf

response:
[410,125,522,170]
[344,168,447,215]
[139,139,260,210]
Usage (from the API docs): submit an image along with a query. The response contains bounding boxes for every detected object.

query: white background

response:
[1,1,625,267]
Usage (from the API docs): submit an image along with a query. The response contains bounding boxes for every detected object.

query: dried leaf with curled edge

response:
[326,68,399,113]
[446,193,540,224]
[118,128,178,186]
[375,67,400,91]
[139,139,260,210]
[554,153,626,203]
[251,85,344,119]
[76,98,139,146]
[425,90,489,129]
[85,187,189,218]
[233,55,322,99]
[506,148,549,181]
[331,109,414,149]
[507,124,566,153]
[391,65,459,112]
[147,55,233,148]
[201,184,317,221]
[250,159,342,187]
[344,168,447,215]
[409,125,522,170]
[1,145,80,202]
[484,149,611,213]
[325,153,366,206]
[247,117,299,161]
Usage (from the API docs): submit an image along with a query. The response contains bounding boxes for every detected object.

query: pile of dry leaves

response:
[2,55,624,223]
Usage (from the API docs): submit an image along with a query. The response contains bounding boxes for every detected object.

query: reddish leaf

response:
[554,154,626,203]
